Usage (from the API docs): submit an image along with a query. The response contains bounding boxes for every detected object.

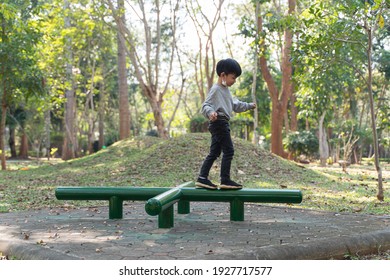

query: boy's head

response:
[216,58,242,77]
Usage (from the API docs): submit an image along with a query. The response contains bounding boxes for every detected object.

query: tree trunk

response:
[62,0,76,160]
[251,6,260,146]
[0,94,6,170]
[290,93,298,131]
[44,109,51,160]
[8,127,16,158]
[117,0,131,140]
[85,58,97,154]
[98,67,106,150]
[251,55,259,145]
[366,25,384,201]
[1,16,7,170]
[270,101,285,156]
[257,0,295,157]
[319,112,329,167]
[107,0,177,139]
[19,132,29,159]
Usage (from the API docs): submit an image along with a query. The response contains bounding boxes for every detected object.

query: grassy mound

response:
[11,133,318,188]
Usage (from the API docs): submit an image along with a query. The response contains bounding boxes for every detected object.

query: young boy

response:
[196,58,256,190]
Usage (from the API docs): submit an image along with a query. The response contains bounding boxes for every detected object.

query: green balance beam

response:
[55,182,194,219]
[144,187,303,227]
[56,181,303,228]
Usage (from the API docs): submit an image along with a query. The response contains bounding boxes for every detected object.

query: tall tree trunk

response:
[366,24,384,201]
[290,93,298,131]
[85,57,97,154]
[0,92,6,170]
[19,132,29,159]
[107,0,181,139]
[8,127,16,158]
[1,16,7,170]
[251,54,259,145]
[44,109,51,160]
[257,0,295,157]
[62,0,76,160]
[117,0,131,140]
[319,112,329,167]
[98,66,106,150]
[251,4,260,145]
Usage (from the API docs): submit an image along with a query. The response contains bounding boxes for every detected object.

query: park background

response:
[0,1,389,214]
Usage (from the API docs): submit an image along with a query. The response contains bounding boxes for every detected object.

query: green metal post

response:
[230,199,244,221]
[177,200,190,214]
[158,205,174,228]
[109,196,123,219]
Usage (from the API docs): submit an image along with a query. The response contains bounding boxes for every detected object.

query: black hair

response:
[216,58,242,77]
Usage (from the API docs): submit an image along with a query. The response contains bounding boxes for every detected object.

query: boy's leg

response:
[219,132,234,183]
[199,134,222,178]
[219,126,242,189]
[197,133,221,189]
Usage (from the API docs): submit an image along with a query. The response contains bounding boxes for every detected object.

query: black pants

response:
[199,120,234,182]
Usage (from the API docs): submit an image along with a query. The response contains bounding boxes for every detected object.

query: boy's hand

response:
[209,112,218,122]
[250,103,257,110]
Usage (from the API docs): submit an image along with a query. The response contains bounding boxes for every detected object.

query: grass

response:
[0,133,389,215]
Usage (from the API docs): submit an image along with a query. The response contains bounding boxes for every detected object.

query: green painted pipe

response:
[55,187,170,201]
[55,183,301,204]
[180,188,302,203]
[145,187,183,216]
[144,181,194,216]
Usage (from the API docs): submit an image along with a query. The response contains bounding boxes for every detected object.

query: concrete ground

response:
[1,202,390,260]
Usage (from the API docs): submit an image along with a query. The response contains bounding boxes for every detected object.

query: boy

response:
[196,58,256,190]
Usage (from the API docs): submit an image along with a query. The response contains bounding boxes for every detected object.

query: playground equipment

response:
[55,181,303,228]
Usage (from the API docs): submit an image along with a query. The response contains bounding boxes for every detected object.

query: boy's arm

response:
[232,98,256,113]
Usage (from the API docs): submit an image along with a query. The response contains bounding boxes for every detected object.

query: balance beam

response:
[55,181,194,219]
[145,187,302,227]
[55,181,303,228]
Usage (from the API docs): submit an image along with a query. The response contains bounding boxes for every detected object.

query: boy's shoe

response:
[220,179,243,190]
[195,178,218,190]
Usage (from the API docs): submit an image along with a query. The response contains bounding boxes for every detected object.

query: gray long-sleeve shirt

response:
[201,84,252,121]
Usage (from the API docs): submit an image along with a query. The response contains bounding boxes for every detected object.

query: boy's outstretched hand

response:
[250,103,257,110]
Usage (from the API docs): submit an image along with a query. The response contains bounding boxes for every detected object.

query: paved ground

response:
[0,202,390,260]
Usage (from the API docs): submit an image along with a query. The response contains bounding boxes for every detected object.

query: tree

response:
[62,0,77,160]
[361,0,387,200]
[256,0,296,157]
[117,0,131,140]
[106,0,181,138]
[0,0,45,169]
[293,0,388,200]
[185,0,225,102]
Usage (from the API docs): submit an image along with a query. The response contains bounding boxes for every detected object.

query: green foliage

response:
[189,114,208,133]
[284,130,319,158]
[0,0,46,102]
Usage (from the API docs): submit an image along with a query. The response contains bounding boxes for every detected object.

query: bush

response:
[189,114,208,133]
[284,130,319,158]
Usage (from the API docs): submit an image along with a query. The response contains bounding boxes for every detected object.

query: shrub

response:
[284,130,319,159]
[189,114,208,133]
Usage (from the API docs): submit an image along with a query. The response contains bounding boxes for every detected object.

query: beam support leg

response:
[158,205,174,228]
[230,199,244,221]
[178,200,190,214]
[109,196,123,219]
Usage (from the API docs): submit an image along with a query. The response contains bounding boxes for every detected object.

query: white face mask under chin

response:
[222,79,227,87]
